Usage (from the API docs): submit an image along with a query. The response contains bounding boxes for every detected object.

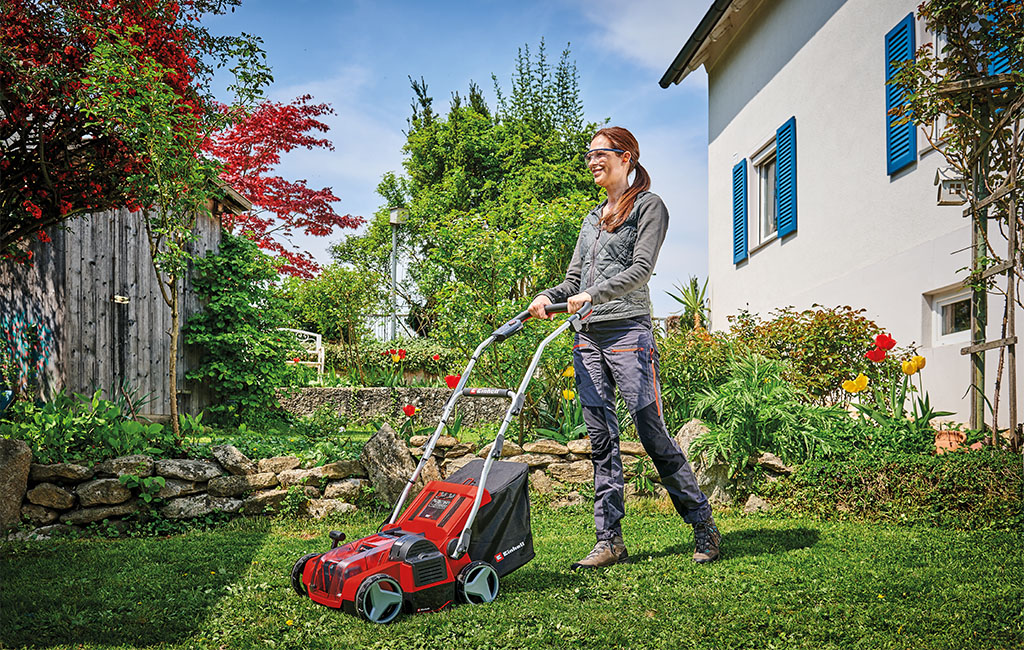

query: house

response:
[0,185,251,418]
[660,0,1021,427]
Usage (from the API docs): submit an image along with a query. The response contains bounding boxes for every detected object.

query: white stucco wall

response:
[703,0,1021,427]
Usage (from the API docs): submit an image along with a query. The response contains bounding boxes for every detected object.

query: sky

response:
[204,0,711,318]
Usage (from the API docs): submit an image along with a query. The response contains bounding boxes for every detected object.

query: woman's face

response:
[586,135,631,190]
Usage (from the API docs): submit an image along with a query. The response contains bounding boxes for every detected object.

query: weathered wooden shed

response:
[0,187,251,418]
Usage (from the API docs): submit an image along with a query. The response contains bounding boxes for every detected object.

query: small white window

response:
[752,141,778,245]
[933,290,971,345]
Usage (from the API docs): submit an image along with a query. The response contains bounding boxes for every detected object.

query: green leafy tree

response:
[185,233,296,424]
[334,41,602,394]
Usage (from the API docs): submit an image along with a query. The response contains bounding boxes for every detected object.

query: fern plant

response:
[690,354,846,477]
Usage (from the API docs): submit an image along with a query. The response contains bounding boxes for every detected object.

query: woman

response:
[528,126,720,569]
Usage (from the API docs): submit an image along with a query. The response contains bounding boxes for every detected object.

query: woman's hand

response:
[567,291,592,315]
[528,294,553,319]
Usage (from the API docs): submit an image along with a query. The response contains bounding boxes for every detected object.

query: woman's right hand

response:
[528,294,552,319]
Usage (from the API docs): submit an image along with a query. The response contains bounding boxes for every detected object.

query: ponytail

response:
[593,126,651,232]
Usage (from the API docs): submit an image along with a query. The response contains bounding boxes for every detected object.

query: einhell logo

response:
[495,540,525,563]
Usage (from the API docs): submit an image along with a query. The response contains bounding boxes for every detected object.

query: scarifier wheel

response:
[456,560,500,605]
[355,574,404,624]
[290,553,320,596]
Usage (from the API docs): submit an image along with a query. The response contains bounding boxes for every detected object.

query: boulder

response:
[63,500,139,525]
[743,494,771,514]
[674,419,709,460]
[620,441,647,456]
[257,456,301,474]
[154,459,223,482]
[208,473,279,497]
[21,504,58,526]
[409,435,430,447]
[523,439,569,455]
[324,478,368,502]
[93,454,154,478]
[441,454,477,477]
[0,439,32,532]
[76,478,132,507]
[26,482,75,509]
[547,460,593,484]
[243,489,289,515]
[433,436,459,449]
[477,441,523,458]
[304,499,357,519]
[30,462,92,483]
[278,468,318,489]
[445,443,476,457]
[514,453,561,468]
[359,423,440,507]
[755,452,795,476]
[160,495,242,520]
[156,479,204,499]
[674,419,741,506]
[566,439,592,455]
[8,523,79,541]
[529,470,554,495]
[319,459,366,479]
[211,445,257,476]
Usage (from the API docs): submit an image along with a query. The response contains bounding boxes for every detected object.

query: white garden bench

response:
[279,328,325,379]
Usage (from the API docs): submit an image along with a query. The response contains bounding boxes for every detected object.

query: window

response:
[753,144,778,244]
[932,290,971,345]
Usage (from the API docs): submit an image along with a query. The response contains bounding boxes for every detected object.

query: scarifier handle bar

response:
[386,302,591,528]
[461,387,516,399]
[491,301,590,342]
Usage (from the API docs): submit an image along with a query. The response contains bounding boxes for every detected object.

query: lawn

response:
[1,503,1021,650]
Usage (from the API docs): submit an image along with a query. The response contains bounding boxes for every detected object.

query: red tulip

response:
[432,354,441,361]
[865,347,886,362]
[398,349,407,360]
[389,349,397,355]
[292,357,301,363]
[402,404,416,417]
[445,374,461,389]
[874,333,896,350]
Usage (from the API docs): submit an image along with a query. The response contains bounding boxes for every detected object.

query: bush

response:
[763,451,1024,530]
[728,305,884,406]
[657,327,732,431]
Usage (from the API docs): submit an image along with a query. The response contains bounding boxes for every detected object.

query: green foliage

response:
[666,275,709,330]
[764,451,1024,530]
[534,364,586,443]
[333,41,599,389]
[727,305,884,406]
[119,473,167,504]
[656,327,733,432]
[0,391,178,464]
[275,485,311,518]
[849,372,954,455]
[186,232,297,424]
[690,355,847,477]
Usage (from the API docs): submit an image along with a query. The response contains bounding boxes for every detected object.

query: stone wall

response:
[278,387,507,427]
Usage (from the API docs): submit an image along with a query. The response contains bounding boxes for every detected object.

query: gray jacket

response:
[541,191,669,326]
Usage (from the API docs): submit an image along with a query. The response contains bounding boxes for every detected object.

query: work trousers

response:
[573,315,711,541]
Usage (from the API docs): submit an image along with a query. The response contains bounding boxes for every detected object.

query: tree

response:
[203,95,364,278]
[333,42,602,389]
[890,0,1022,440]
[0,0,270,258]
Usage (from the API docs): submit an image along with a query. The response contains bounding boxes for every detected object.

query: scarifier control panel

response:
[419,491,457,520]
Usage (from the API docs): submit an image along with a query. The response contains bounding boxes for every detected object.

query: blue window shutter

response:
[885,13,916,175]
[732,160,748,264]
[775,116,797,238]
[988,46,1010,75]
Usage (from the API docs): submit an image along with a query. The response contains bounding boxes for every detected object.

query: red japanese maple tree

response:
[204,95,364,278]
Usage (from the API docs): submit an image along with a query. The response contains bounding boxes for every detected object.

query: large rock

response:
[523,439,569,455]
[441,454,477,477]
[242,489,288,515]
[208,473,278,497]
[257,456,301,474]
[160,495,242,520]
[359,423,440,507]
[674,419,743,506]
[514,453,561,468]
[477,441,523,458]
[755,452,795,476]
[319,459,366,479]
[9,523,79,541]
[76,478,132,507]
[30,462,92,483]
[324,478,368,502]
[445,443,476,458]
[0,439,32,533]
[22,503,59,526]
[156,479,205,499]
[620,441,647,456]
[743,494,771,514]
[278,468,318,489]
[547,460,593,484]
[529,470,554,495]
[63,500,140,525]
[304,499,357,519]
[93,454,154,478]
[154,459,223,482]
[566,439,592,455]
[211,445,257,476]
[26,482,75,509]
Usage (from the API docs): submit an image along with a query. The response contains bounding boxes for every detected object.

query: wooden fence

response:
[1,197,245,417]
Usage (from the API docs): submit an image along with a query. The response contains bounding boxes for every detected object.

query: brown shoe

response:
[570,537,628,570]
[692,516,721,564]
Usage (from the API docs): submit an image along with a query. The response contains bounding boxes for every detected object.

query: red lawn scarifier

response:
[290,302,590,623]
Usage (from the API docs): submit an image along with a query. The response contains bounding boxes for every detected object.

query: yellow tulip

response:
[854,373,868,392]
[391,354,401,363]
[561,365,575,378]
[912,355,926,371]
[901,360,917,375]
[842,379,858,393]
[562,389,576,401]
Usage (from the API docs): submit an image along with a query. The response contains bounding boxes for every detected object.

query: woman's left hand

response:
[567,292,592,315]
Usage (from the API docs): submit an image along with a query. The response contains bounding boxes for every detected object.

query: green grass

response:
[2,503,1021,650]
